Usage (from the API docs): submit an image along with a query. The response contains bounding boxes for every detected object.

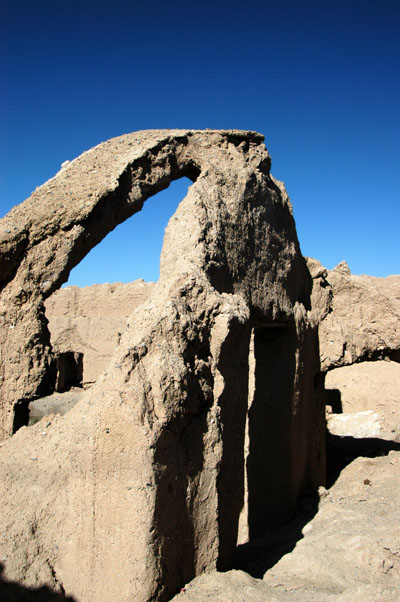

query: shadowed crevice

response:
[246,323,297,539]
[325,387,343,413]
[216,320,252,571]
[235,491,319,578]
[326,432,400,488]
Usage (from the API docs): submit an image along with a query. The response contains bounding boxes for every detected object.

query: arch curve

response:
[0,130,325,602]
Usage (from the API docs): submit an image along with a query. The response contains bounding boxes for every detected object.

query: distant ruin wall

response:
[45,261,400,392]
[307,258,400,371]
[45,280,154,387]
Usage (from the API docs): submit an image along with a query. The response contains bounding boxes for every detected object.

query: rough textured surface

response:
[0,130,324,601]
[172,360,400,601]
[307,258,400,371]
[45,280,154,387]
[174,447,400,602]
[262,451,400,601]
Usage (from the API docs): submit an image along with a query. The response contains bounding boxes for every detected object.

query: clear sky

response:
[1,0,399,286]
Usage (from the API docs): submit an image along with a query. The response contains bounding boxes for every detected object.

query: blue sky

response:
[1,0,399,285]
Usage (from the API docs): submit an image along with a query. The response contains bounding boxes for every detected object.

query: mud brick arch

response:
[0,130,325,601]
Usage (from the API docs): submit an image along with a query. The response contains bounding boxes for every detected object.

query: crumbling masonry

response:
[0,130,325,601]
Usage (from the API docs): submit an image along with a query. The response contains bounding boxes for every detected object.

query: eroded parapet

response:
[0,130,325,601]
[307,257,400,371]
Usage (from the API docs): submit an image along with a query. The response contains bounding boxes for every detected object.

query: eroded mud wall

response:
[0,130,324,601]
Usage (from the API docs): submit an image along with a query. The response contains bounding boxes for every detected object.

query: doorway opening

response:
[238,323,297,543]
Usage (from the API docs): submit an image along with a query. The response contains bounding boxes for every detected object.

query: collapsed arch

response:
[0,130,325,602]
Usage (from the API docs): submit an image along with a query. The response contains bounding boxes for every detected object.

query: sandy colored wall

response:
[45,280,154,387]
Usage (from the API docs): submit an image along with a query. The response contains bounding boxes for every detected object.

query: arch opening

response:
[15,177,194,431]
[65,176,193,287]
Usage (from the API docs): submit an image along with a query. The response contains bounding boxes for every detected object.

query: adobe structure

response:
[0,130,325,601]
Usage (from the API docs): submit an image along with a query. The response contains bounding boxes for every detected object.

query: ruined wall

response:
[0,130,325,602]
[45,259,400,390]
[307,258,400,371]
[45,280,154,387]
